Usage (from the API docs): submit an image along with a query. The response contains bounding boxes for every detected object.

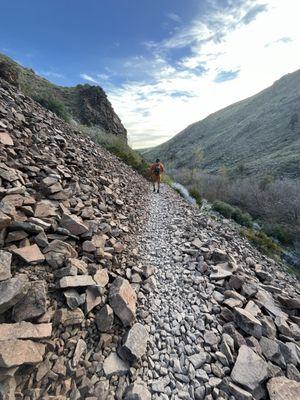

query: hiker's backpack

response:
[154,164,161,176]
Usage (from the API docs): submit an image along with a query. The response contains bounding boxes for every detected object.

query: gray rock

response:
[124,383,151,400]
[103,352,129,377]
[188,351,207,369]
[64,289,85,310]
[118,323,149,364]
[231,345,268,391]
[96,304,114,332]
[12,280,47,321]
[234,307,262,339]
[0,274,29,314]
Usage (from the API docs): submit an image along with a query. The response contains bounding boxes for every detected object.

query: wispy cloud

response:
[167,12,181,23]
[80,73,99,84]
[104,0,300,148]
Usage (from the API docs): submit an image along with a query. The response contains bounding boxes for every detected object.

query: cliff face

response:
[0,53,127,138]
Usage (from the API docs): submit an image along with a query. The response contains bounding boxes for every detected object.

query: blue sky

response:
[1,0,300,148]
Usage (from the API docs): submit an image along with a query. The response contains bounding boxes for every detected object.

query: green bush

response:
[189,186,202,207]
[212,200,235,218]
[262,223,295,245]
[241,228,282,256]
[232,208,253,227]
[212,200,253,227]
[33,93,70,122]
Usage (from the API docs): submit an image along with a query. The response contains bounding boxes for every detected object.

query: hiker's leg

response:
[157,177,160,193]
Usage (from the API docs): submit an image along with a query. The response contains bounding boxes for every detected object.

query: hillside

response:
[142,70,300,179]
[0,53,127,137]
[0,77,300,399]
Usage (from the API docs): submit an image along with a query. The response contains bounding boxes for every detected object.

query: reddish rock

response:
[12,244,45,264]
[0,339,46,368]
[85,286,102,313]
[109,277,137,327]
[54,308,84,326]
[82,240,96,253]
[60,213,88,236]
[0,321,52,340]
[34,200,58,218]
[0,131,14,146]
[66,258,88,274]
[94,269,109,287]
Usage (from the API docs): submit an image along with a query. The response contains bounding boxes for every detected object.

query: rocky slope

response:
[0,53,127,137]
[0,77,300,400]
[142,69,300,179]
[0,77,147,399]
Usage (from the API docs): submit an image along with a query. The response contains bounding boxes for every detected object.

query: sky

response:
[1,0,300,148]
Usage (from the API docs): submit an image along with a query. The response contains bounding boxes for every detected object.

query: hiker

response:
[149,158,164,193]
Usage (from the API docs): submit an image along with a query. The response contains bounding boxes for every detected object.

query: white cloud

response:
[167,12,182,23]
[80,73,99,84]
[106,0,300,148]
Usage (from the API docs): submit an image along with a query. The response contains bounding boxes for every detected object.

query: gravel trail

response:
[136,185,220,400]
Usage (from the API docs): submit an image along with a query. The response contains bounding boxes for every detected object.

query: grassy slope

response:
[143,70,300,179]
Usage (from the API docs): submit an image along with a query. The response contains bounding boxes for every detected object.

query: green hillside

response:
[143,70,300,179]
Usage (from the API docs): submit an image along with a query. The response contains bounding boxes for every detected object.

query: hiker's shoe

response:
[157,189,160,193]
[153,188,156,192]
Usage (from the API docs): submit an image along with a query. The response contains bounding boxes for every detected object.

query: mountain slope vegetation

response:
[143,69,300,179]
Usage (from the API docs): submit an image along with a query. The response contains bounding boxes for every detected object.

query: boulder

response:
[12,280,47,321]
[124,383,151,400]
[0,321,52,340]
[267,376,300,399]
[103,352,129,377]
[234,307,262,339]
[96,305,114,332]
[0,339,46,368]
[12,244,45,264]
[231,345,268,392]
[109,277,137,326]
[0,274,29,314]
[60,213,88,236]
[0,250,12,281]
[118,323,149,364]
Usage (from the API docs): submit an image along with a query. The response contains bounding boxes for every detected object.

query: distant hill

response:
[142,70,300,179]
[0,53,127,138]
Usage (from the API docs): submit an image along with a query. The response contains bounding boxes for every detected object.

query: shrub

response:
[33,93,70,122]
[262,223,295,245]
[232,208,253,227]
[189,186,203,207]
[212,200,235,218]
[241,229,282,256]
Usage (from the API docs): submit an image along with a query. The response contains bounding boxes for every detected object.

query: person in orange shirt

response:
[149,158,164,193]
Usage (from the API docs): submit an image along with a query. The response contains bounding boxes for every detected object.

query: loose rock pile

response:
[135,187,300,400]
[0,78,150,399]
